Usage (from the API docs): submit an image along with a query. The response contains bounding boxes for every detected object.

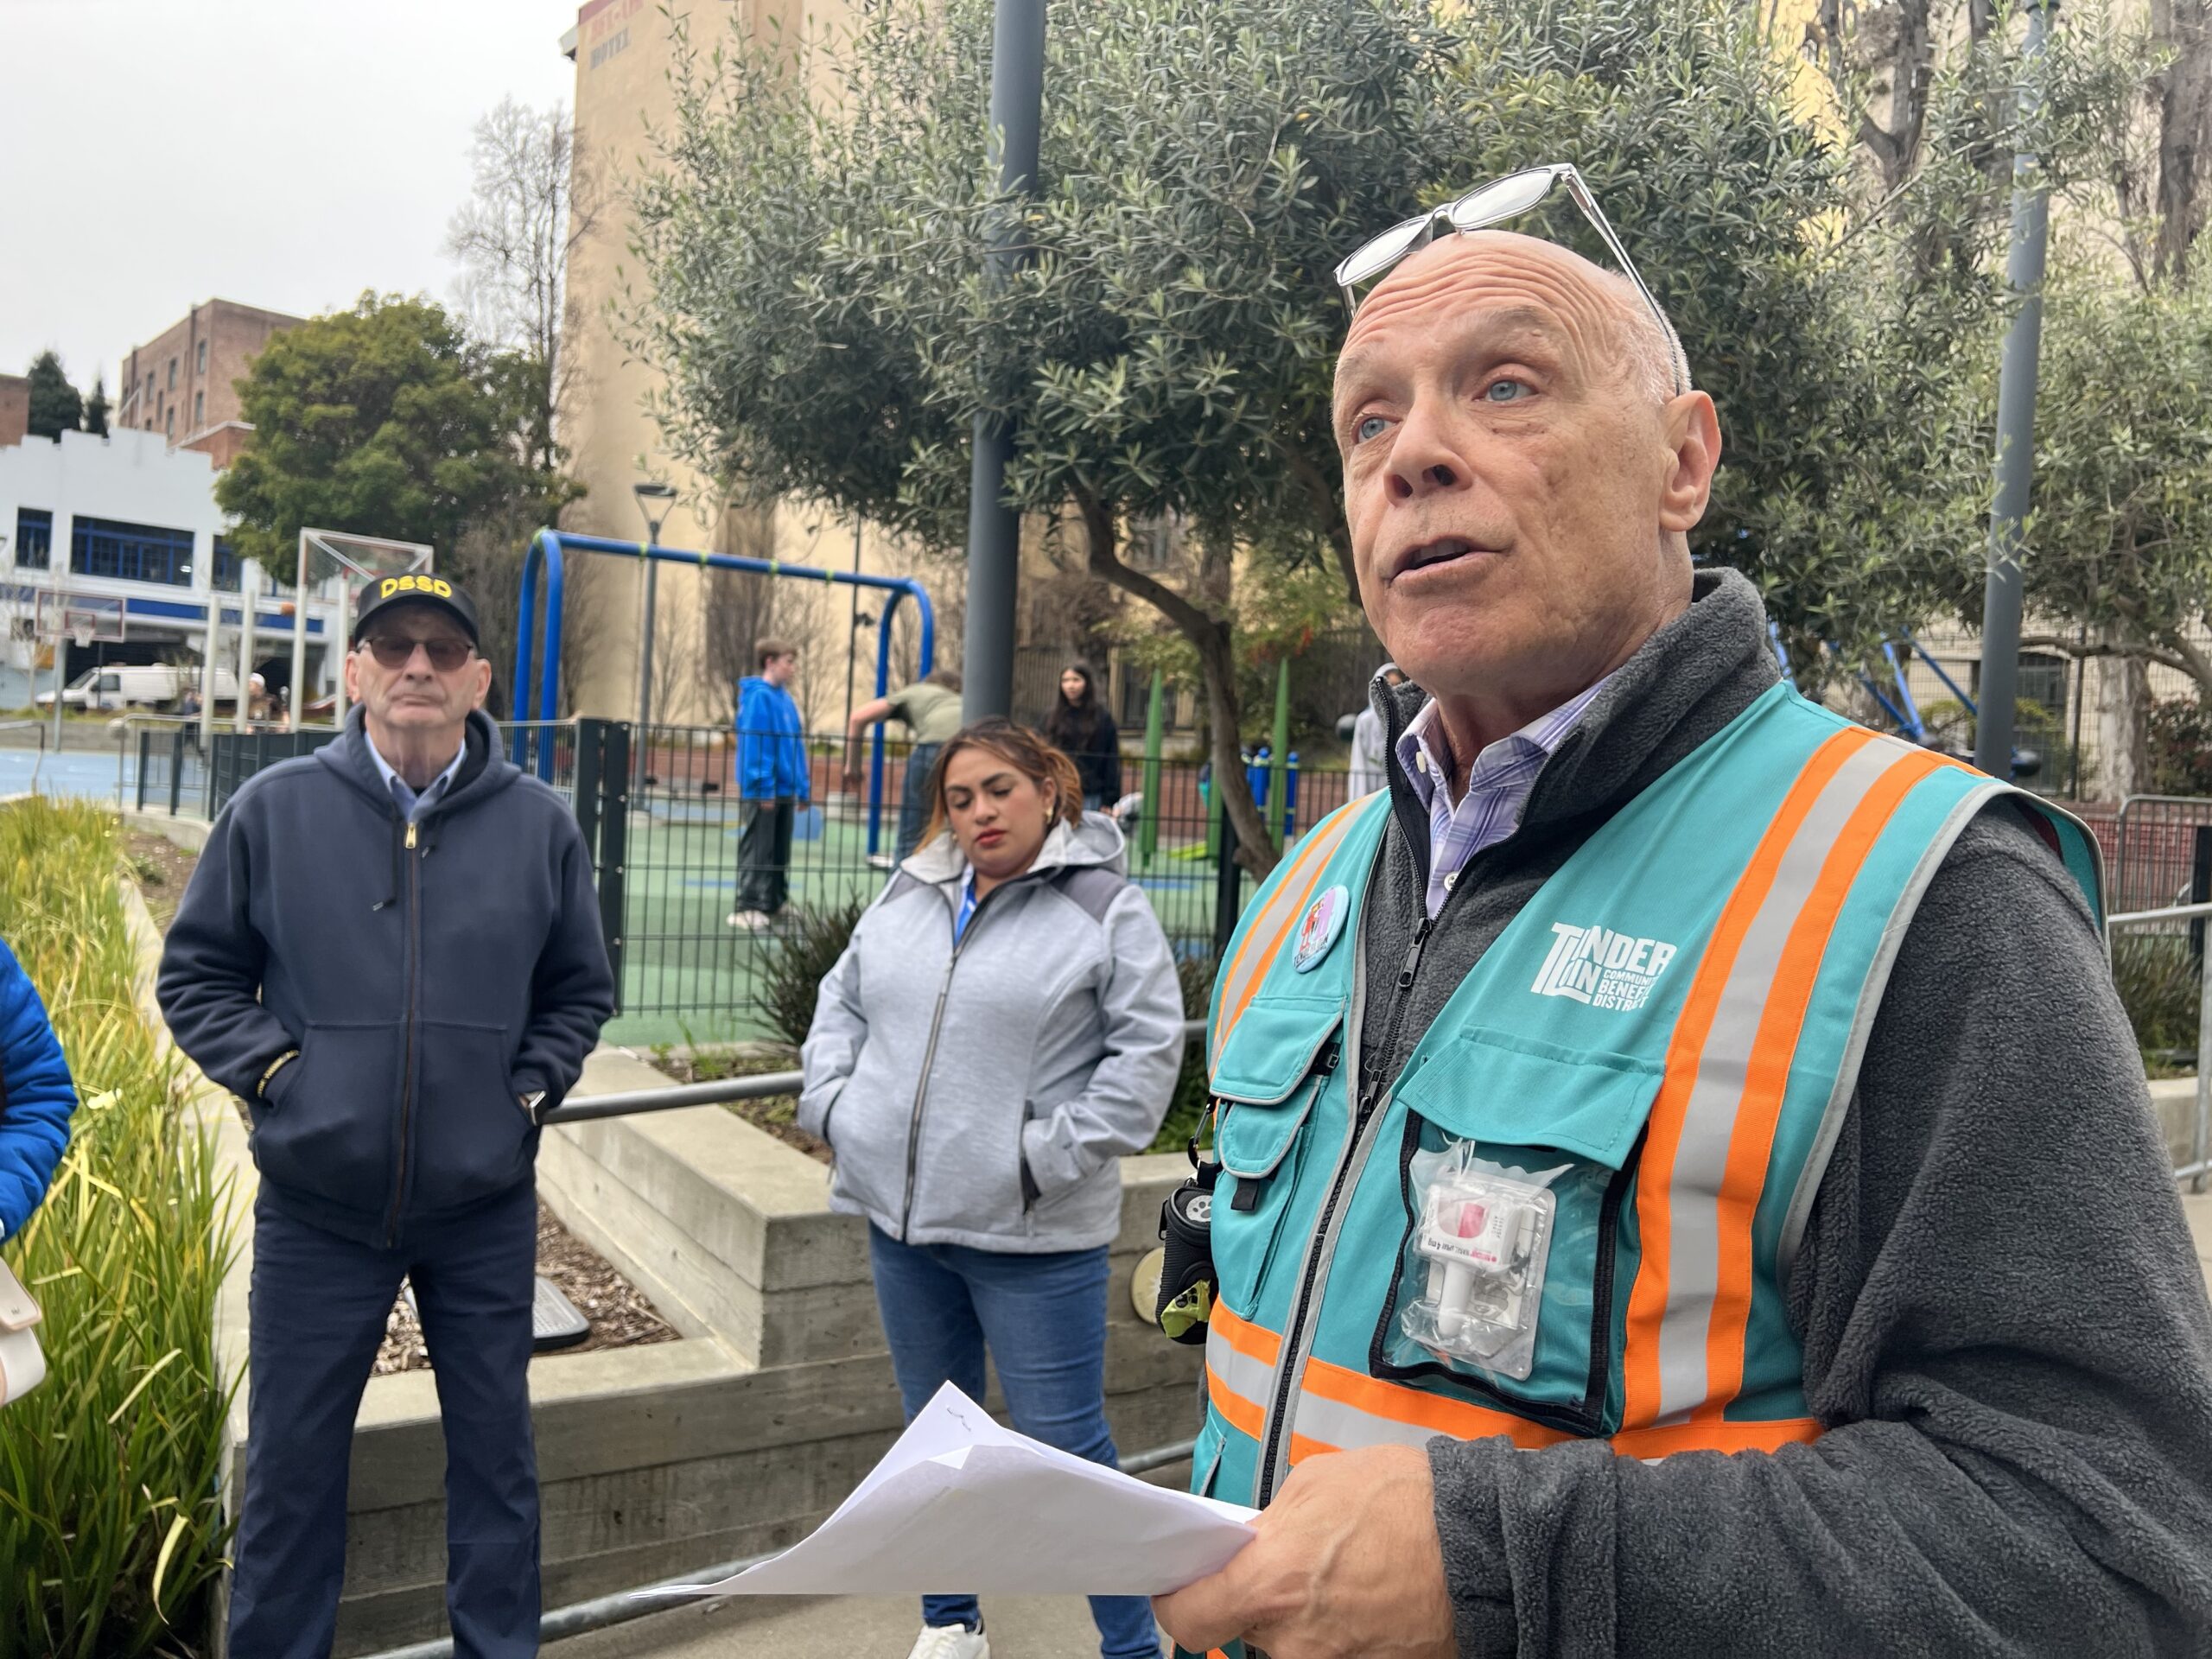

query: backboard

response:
[298,528,434,592]
[34,588,125,649]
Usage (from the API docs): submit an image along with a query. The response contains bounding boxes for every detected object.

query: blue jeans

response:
[896,742,942,862]
[867,1226,1160,1657]
[231,1182,540,1658]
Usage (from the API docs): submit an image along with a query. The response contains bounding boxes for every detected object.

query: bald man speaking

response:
[1155,166,2212,1656]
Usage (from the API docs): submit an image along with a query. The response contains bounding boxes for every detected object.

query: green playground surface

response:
[601,801,1244,1050]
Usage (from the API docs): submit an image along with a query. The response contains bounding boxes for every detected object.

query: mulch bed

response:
[374,1199,678,1375]
[123,830,199,931]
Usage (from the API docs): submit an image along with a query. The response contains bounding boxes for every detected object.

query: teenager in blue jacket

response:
[0,939,76,1243]
[730,636,809,930]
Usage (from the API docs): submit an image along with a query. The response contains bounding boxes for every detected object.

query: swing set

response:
[511,530,938,853]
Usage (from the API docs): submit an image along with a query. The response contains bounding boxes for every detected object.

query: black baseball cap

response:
[352,574,480,647]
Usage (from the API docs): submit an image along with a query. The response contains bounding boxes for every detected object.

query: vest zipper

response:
[1255,913,1433,1504]
[386,818,421,1247]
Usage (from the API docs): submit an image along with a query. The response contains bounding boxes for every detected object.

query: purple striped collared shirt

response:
[1393,677,1613,918]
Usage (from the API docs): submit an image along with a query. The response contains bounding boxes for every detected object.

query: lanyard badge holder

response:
[0,1254,46,1408]
[1400,1140,1563,1382]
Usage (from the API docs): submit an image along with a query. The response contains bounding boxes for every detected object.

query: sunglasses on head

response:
[1332,162,1683,395]
[359,635,474,671]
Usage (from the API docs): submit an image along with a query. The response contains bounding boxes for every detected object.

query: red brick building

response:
[0,375,27,448]
[115,300,302,468]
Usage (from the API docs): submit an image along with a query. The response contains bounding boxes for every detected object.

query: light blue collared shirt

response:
[367,737,467,823]
[1393,675,1614,918]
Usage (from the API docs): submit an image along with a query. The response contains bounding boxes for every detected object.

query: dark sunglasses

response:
[359,635,474,671]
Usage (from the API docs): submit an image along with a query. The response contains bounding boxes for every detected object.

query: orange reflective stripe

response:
[1622,725,1875,1429]
[1300,1353,1571,1449]
[1610,1415,1823,1459]
[1210,1300,1281,1367]
[1698,745,1947,1417]
[1217,1319,1825,1462]
[1209,799,1368,1067]
[1206,1360,1267,1442]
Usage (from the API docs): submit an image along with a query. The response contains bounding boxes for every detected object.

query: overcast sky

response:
[0,0,580,395]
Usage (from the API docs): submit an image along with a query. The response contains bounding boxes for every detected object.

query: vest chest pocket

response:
[1372,1027,1661,1436]
[1209,995,1344,1319]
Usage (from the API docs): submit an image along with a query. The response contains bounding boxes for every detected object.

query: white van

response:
[35,664,239,712]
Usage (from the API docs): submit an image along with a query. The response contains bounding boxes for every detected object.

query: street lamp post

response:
[632,482,677,779]
[961,0,1046,722]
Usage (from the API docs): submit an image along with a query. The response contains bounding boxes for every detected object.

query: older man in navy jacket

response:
[159,577,613,1659]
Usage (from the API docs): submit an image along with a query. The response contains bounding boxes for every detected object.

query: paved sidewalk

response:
[549,1591,1154,1658]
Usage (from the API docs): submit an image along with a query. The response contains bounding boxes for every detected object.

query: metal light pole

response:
[1974,0,2053,779]
[632,481,677,757]
[961,0,1046,722]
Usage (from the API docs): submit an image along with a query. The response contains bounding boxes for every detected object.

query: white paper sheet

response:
[645,1382,1256,1598]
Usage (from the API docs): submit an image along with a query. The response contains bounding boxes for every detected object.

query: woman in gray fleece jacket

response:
[799,719,1184,1659]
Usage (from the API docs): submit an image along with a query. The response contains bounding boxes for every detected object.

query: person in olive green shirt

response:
[846,668,964,863]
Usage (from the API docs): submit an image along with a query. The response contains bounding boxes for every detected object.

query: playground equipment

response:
[512,531,936,854]
[1772,624,2043,778]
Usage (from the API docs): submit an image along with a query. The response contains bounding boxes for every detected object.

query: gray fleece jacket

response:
[798,813,1185,1252]
[1364,571,2212,1653]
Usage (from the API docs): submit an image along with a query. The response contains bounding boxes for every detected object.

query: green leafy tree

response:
[630,0,2144,866]
[216,296,574,704]
[632,0,1459,873]
[2011,270,2212,702]
[82,374,110,438]
[25,351,82,440]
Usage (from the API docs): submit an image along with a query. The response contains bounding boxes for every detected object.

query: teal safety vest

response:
[1190,685,2101,1535]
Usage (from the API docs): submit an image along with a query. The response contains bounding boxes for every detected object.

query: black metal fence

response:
[181,716,1359,1033]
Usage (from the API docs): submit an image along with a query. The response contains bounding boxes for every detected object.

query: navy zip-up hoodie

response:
[158,708,614,1246]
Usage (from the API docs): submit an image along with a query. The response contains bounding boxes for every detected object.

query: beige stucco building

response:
[555,0,942,734]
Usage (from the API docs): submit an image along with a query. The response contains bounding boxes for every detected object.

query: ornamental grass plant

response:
[0,799,234,1658]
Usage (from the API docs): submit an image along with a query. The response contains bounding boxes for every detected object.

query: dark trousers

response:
[228,1182,540,1659]
[895,742,942,862]
[737,798,797,914]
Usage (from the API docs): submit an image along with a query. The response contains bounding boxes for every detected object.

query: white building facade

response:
[0,429,340,709]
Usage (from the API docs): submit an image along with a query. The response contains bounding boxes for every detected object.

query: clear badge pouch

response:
[1399,1140,1565,1382]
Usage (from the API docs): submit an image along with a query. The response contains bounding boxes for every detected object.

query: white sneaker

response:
[726,910,771,931]
[867,852,898,871]
[906,1624,988,1659]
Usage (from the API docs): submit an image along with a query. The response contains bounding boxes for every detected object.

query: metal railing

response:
[543,1017,1208,1126]
[2107,899,2212,1190]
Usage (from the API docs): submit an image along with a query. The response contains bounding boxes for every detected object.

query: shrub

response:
[2145,697,2212,798]
[751,897,868,1047]
[2112,931,2202,1069]
[1148,953,1217,1155]
[0,798,234,1657]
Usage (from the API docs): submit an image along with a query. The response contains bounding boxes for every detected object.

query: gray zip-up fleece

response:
[1361,572,2212,1652]
[798,813,1185,1252]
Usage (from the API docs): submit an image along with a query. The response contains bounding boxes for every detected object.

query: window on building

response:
[1126,514,1179,572]
[168,359,178,391]
[73,516,194,586]
[13,508,52,571]
[165,409,175,436]
[212,537,242,592]
[1969,651,2071,730]
[196,340,207,374]
[194,391,204,427]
